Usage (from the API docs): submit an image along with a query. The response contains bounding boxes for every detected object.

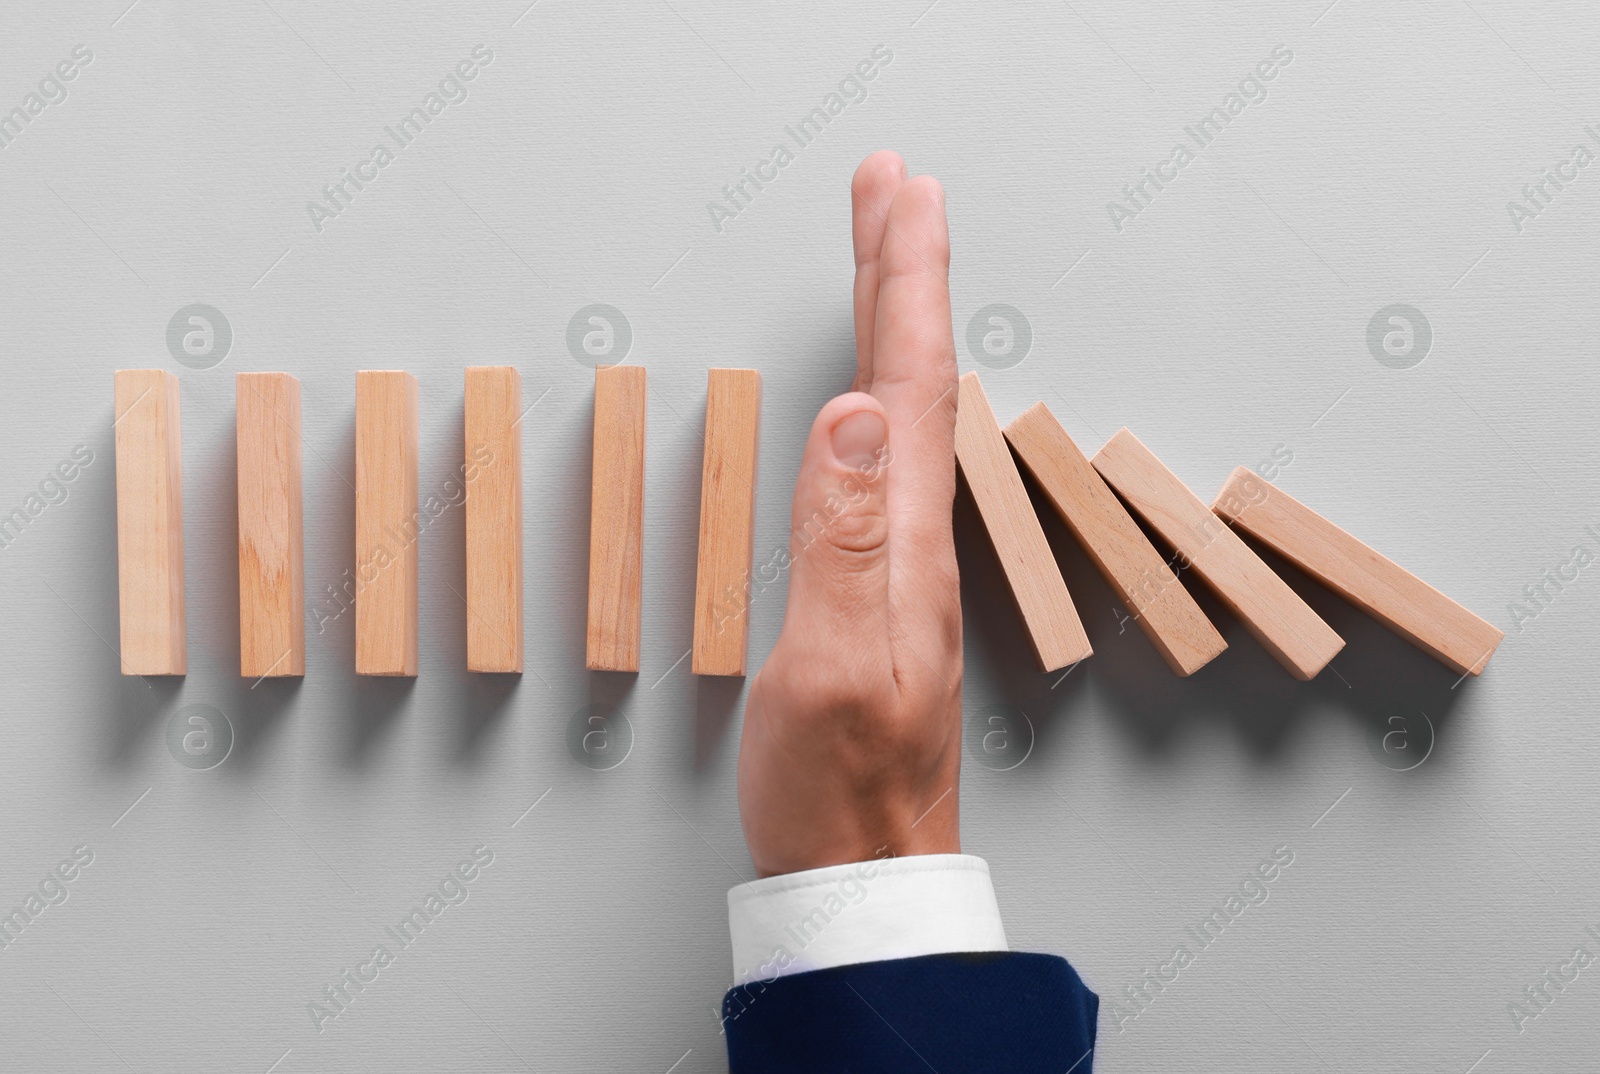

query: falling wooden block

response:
[1091,429,1343,680]
[693,368,761,677]
[355,370,419,676]
[587,365,646,672]
[236,372,304,678]
[1212,467,1503,676]
[114,369,186,676]
[464,366,523,673]
[1005,403,1224,676]
[955,373,1091,672]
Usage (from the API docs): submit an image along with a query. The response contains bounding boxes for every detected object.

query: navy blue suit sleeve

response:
[721,951,1098,1073]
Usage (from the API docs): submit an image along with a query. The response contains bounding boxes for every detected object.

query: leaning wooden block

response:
[114,369,186,675]
[1005,403,1224,676]
[355,370,419,676]
[464,366,523,673]
[955,373,1091,672]
[693,368,761,676]
[1091,429,1343,680]
[1212,467,1503,676]
[587,365,646,672]
[236,372,304,678]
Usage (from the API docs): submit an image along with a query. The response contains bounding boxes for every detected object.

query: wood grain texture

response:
[1091,428,1343,680]
[114,369,186,675]
[587,365,646,672]
[692,368,761,677]
[355,370,420,677]
[1005,402,1224,676]
[1213,466,1503,675]
[955,373,1092,672]
[464,366,523,673]
[236,372,304,678]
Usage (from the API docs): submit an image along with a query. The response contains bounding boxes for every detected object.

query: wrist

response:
[748,819,960,879]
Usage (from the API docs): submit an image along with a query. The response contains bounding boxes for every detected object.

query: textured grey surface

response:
[2,1,1598,1070]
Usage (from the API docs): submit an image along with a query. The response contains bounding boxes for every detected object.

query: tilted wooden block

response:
[1005,403,1224,676]
[955,373,1091,672]
[355,370,419,676]
[693,368,761,676]
[464,367,523,673]
[114,369,186,675]
[1092,429,1343,680]
[1212,467,1503,676]
[587,365,646,672]
[236,372,305,678]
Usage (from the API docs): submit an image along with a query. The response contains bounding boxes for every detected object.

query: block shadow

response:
[333,673,416,767]
[695,674,744,774]
[206,404,300,770]
[958,458,1475,768]
[316,413,416,767]
[451,672,522,764]
[419,404,525,763]
[78,421,184,767]
[219,675,303,772]
[954,472,1092,720]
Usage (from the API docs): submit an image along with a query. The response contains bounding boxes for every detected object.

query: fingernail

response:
[831,410,886,470]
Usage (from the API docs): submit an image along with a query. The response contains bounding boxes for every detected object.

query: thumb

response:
[779,392,893,650]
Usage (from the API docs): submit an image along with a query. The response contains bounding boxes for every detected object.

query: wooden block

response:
[464,366,523,673]
[954,373,1091,672]
[1005,403,1225,676]
[587,365,646,672]
[355,370,419,676]
[1091,429,1343,680]
[693,369,761,676]
[236,372,305,678]
[114,370,186,675]
[1213,467,1503,676]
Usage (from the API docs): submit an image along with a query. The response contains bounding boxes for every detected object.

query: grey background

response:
[1,1,1596,1070]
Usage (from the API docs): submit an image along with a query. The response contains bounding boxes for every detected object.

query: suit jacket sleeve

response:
[721,950,1099,1073]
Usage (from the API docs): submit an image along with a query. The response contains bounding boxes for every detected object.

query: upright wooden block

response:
[954,373,1092,672]
[355,371,419,676]
[464,366,523,673]
[1005,403,1225,676]
[693,368,761,676]
[1213,467,1504,676]
[1091,429,1343,680]
[236,372,305,678]
[587,365,646,672]
[114,369,186,675]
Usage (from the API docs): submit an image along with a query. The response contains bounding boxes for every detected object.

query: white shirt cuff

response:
[727,853,1007,986]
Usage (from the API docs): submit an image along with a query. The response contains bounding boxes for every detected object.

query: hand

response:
[737,151,963,878]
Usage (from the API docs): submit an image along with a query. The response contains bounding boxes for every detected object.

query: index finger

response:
[851,150,906,392]
[869,176,957,548]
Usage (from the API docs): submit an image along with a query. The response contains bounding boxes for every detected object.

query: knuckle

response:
[826,504,889,556]
[770,663,894,725]
[792,497,888,562]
